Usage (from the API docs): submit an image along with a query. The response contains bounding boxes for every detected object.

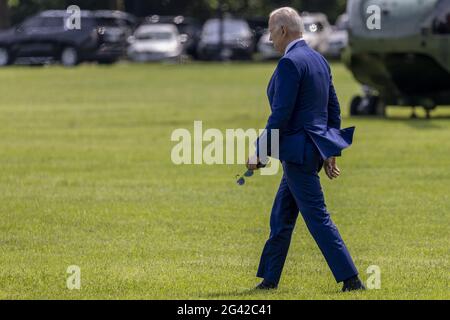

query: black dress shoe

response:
[342,276,366,292]
[255,281,277,290]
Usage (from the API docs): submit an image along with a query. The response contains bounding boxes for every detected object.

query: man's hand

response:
[324,156,340,180]
[246,154,260,171]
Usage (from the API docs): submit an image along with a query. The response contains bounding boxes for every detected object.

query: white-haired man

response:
[247,7,365,292]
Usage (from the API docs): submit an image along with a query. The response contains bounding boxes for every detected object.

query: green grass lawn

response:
[0,62,448,299]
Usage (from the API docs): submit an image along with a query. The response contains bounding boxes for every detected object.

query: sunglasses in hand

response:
[236,161,268,186]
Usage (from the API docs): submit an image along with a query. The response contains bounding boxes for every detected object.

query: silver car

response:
[257,30,281,60]
[257,12,333,59]
[127,24,183,62]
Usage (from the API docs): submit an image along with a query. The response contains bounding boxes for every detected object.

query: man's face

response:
[268,17,286,54]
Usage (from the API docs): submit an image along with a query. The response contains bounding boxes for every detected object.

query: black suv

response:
[0,10,131,66]
[197,18,254,60]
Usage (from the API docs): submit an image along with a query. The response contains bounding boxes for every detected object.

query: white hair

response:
[269,7,304,34]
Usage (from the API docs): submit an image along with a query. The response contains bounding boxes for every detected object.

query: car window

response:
[432,0,450,34]
[203,20,251,37]
[136,32,173,40]
[177,24,199,36]
[21,16,44,28]
[41,17,64,28]
[96,17,122,27]
[81,17,99,28]
[304,22,324,33]
[20,15,100,30]
[21,16,66,29]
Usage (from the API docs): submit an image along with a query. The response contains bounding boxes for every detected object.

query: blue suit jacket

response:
[257,40,355,164]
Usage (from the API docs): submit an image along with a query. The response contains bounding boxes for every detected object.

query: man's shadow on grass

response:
[200,287,342,299]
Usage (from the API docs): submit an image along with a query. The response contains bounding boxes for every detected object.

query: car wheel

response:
[350,96,362,116]
[60,47,79,67]
[369,96,386,116]
[0,47,12,66]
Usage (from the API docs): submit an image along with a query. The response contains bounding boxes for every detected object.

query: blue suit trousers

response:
[256,137,358,284]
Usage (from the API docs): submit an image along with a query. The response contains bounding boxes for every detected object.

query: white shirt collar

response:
[284,37,304,55]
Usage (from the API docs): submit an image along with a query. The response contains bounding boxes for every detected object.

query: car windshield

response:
[203,20,250,37]
[136,31,173,40]
[96,17,122,27]
[304,22,324,33]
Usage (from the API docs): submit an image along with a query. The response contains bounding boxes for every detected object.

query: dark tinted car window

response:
[41,17,64,28]
[81,17,99,28]
[177,23,200,36]
[433,0,450,34]
[96,17,122,27]
[144,16,200,36]
[21,16,64,29]
[21,16,44,28]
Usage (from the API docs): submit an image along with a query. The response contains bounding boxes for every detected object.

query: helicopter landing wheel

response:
[410,106,418,119]
[350,95,385,116]
[424,107,433,119]
[350,95,363,116]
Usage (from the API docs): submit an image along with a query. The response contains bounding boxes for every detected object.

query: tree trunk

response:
[109,0,125,10]
[0,0,10,30]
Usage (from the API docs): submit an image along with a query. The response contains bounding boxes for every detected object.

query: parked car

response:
[127,24,183,62]
[257,13,333,60]
[302,13,332,54]
[0,10,129,66]
[95,10,138,39]
[142,15,201,58]
[246,16,268,52]
[326,13,349,59]
[197,18,254,60]
[92,10,134,62]
[96,10,138,31]
[257,29,281,60]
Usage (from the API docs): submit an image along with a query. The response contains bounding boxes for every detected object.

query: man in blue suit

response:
[246,7,365,292]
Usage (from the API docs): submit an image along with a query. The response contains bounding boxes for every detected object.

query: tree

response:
[0,0,10,29]
[3,0,347,26]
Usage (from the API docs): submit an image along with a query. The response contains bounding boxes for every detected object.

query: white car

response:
[127,24,182,62]
[302,13,332,54]
[257,30,281,60]
[257,13,333,59]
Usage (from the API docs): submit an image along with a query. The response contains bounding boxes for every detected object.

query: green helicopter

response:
[343,0,450,118]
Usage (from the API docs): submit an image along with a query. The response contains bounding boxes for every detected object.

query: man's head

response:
[268,7,304,54]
